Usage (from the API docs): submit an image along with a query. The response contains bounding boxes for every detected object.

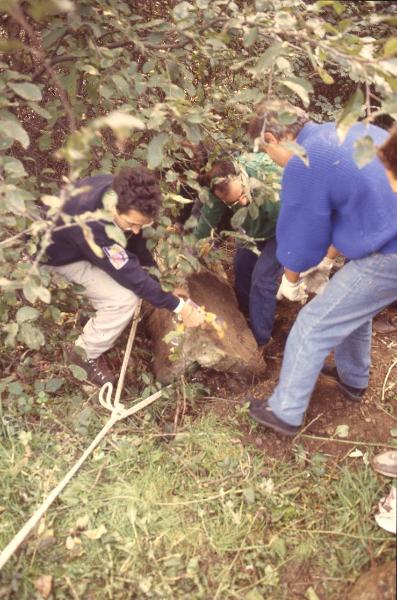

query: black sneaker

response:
[249,398,300,437]
[320,365,366,401]
[65,345,115,387]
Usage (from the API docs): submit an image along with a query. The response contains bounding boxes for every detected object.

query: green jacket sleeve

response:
[194,192,227,239]
[238,152,281,181]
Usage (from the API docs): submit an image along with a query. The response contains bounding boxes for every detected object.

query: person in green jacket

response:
[195,153,283,346]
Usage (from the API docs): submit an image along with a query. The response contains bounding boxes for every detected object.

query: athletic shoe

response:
[65,344,115,387]
[320,365,366,401]
[249,398,300,437]
[372,450,397,478]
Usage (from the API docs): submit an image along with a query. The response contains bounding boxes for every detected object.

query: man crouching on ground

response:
[45,166,205,387]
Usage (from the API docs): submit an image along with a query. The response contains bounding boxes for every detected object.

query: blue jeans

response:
[234,237,283,345]
[268,252,397,426]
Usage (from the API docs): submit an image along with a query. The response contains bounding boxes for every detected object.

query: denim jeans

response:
[234,237,283,345]
[268,252,397,426]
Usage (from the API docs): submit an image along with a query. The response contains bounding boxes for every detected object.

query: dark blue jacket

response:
[45,175,179,311]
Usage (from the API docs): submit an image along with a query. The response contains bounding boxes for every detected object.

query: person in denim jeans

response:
[194,154,285,346]
[247,101,397,436]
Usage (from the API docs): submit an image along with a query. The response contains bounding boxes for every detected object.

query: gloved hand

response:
[178,299,206,327]
[276,274,308,304]
[301,256,334,295]
[301,256,334,277]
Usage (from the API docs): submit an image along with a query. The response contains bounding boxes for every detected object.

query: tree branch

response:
[32,17,226,81]
[9,3,76,133]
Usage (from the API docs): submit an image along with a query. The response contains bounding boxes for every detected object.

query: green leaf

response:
[231,207,248,229]
[16,306,40,324]
[0,119,29,148]
[1,157,27,178]
[379,58,397,76]
[353,135,377,168]
[244,27,258,48]
[334,424,349,438]
[248,203,259,220]
[105,225,126,246]
[173,1,193,20]
[82,225,103,258]
[255,43,284,72]
[97,111,145,140]
[232,88,263,103]
[69,364,88,381]
[28,0,74,20]
[111,74,130,95]
[315,0,345,15]
[280,77,313,107]
[80,64,99,76]
[18,322,45,349]
[317,67,334,85]
[383,37,397,57]
[336,89,364,143]
[390,427,397,437]
[242,487,256,504]
[165,193,193,205]
[23,278,51,304]
[36,285,51,304]
[3,322,18,347]
[45,377,65,393]
[147,133,169,169]
[83,524,107,540]
[8,82,42,101]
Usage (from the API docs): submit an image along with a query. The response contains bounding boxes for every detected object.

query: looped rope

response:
[0,299,164,571]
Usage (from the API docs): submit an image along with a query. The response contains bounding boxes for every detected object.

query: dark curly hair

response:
[198,160,236,196]
[378,124,397,178]
[113,167,162,218]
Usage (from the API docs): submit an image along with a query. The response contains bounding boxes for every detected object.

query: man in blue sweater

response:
[46,167,205,387]
[247,102,397,436]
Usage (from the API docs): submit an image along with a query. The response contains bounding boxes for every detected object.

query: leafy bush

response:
[1,0,397,366]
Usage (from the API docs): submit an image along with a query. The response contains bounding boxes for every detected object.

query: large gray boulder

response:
[145,270,266,383]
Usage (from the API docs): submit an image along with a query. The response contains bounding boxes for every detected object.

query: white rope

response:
[0,300,164,570]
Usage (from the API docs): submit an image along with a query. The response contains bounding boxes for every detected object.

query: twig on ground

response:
[379,358,397,419]
[293,412,324,441]
[301,434,396,449]
[64,576,80,600]
[288,528,392,541]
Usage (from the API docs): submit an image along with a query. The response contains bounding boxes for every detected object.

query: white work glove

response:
[276,274,308,304]
[178,299,206,328]
[301,256,334,295]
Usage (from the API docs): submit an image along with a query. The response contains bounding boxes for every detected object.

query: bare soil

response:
[190,300,397,460]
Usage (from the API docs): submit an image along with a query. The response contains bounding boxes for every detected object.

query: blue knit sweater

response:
[276,122,397,272]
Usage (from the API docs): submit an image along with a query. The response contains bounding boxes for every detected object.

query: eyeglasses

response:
[220,193,247,208]
[122,218,154,230]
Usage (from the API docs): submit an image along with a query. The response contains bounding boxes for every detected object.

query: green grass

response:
[0,383,395,599]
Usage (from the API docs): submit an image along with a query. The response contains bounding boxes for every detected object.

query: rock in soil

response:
[345,562,396,600]
[145,270,266,383]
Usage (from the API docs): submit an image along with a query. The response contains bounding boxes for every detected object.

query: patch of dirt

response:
[345,561,396,600]
[193,302,397,461]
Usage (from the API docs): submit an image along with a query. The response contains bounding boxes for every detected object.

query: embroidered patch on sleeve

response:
[103,244,129,270]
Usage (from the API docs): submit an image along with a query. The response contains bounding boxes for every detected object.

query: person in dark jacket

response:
[46,166,205,386]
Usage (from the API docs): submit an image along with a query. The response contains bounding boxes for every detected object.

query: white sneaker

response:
[375,486,396,534]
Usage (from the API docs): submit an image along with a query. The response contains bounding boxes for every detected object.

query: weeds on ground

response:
[0,373,395,600]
